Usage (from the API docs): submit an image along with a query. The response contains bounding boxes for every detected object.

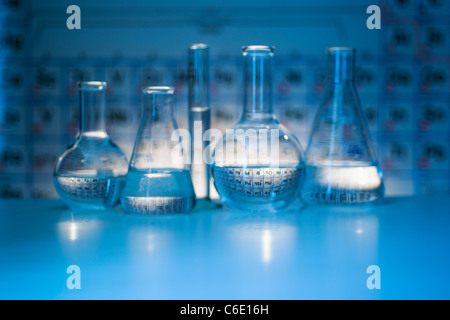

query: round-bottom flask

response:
[212,46,305,212]
[121,87,196,215]
[54,82,128,210]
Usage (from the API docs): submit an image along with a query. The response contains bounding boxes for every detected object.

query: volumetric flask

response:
[212,46,306,212]
[121,87,196,215]
[54,81,128,210]
[301,47,384,205]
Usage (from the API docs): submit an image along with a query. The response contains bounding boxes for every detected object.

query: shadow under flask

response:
[300,47,384,205]
[211,46,306,212]
[121,87,196,215]
[53,81,128,210]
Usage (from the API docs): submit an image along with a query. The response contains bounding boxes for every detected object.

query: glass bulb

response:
[211,46,306,212]
[53,81,128,210]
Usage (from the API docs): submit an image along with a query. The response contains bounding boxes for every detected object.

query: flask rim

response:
[326,47,356,55]
[189,43,208,50]
[242,45,275,56]
[78,81,107,91]
[142,86,174,95]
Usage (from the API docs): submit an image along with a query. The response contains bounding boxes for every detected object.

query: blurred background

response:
[0,0,449,199]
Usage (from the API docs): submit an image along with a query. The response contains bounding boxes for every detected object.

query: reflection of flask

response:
[301,47,384,205]
[54,82,128,210]
[212,46,305,212]
[188,43,210,200]
[121,87,196,215]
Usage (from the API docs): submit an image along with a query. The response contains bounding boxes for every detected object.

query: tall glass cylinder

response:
[188,43,210,200]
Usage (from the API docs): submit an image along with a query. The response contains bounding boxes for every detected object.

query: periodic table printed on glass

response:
[121,196,191,215]
[213,167,303,200]
[54,176,121,204]
[0,0,449,199]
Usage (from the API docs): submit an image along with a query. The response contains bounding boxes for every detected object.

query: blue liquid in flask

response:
[300,47,384,205]
[53,82,128,210]
[121,86,196,215]
[54,175,126,210]
[213,165,304,211]
[121,168,196,215]
[211,46,306,211]
[301,162,383,205]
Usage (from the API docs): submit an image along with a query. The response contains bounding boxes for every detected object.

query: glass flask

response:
[54,81,128,210]
[300,47,384,205]
[211,46,305,212]
[120,87,196,215]
[188,43,211,200]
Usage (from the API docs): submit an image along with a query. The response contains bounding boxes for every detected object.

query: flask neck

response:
[79,84,106,136]
[326,47,356,85]
[132,87,185,171]
[142,88,175,128]
[242,47,274,118]
[188,44,209,110]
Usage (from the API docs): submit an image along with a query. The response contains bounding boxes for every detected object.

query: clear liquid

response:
[54,175,125,210]
[300,164,384,205]
[120,168,196,215]
[189,107,211,199]
[212,165,304,212]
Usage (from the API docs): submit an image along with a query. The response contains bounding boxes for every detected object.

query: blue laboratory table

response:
[0,196,449,300]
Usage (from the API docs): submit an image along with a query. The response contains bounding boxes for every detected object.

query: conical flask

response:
[211,46,306,212]
[53,81,128,210]
[121,87,196,215]
[301,47,384,205]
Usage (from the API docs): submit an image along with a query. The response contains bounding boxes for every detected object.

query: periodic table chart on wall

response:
[0,0,449,199]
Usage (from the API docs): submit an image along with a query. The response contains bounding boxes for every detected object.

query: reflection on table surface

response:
[0,196,449,299]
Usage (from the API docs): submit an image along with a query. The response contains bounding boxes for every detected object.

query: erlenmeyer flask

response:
[211,46,305,212]
[121,87,196,215]
[301,47,384,205]
[54,81,128,210]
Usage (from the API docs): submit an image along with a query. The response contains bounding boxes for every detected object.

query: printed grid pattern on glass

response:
[214,167,303,198]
